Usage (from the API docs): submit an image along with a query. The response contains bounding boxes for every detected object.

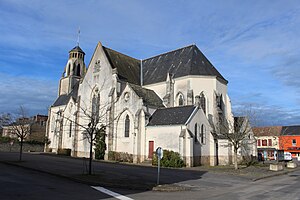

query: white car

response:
[284,152,292,161]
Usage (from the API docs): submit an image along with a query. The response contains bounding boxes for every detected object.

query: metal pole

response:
[157,157,160,185]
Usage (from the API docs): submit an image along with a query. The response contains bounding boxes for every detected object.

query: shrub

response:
[24,140,45,145]
[57,148,71,156]
[152,149,185,168]
[0,136,18,143]
[239,155,259,166]
[108,151,133,163]
[94,127,106,160]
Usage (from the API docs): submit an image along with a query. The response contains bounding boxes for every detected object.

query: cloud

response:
[232,102,300,126]
[271,55,300,88]
[0,73,57,115]
[0,0,300,126]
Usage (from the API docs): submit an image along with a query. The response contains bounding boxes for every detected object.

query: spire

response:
[77,27,80,46]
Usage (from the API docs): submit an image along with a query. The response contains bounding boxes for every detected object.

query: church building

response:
[46,41,255,167]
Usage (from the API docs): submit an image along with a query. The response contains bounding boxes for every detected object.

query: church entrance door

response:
[148,141,154,159]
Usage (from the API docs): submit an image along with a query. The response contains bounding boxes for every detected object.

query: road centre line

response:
[91,186,134,200]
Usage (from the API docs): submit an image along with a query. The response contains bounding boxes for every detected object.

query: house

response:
[280,126,300,159]
[46,42,255,166]
[253,125,300,160]
[253,126,282,160]
[2,115,48,142]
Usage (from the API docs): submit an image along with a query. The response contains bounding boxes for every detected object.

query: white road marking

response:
[91,186,134,200]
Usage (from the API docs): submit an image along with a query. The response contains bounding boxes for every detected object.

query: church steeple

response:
[64,46,86,77]
[58,45,86,96]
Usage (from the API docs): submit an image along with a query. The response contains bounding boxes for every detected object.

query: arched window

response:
[217,94,223,110]
[178,94,184,106]
[194,123,198,142]
[69,121,72,137]
[51,116,55,132]
[200,93,206,114]
[125,115,130,137]
[67,64,71,76]
[92,92,100,122]
[201,124,205,144]
[76,64,81,76]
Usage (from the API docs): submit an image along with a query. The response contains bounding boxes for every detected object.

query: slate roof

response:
[142,45,227,85]
[52,82,79,107]
[282,126,300,136]
[69,46,85,54]
[129,84,164,108]
[103,46,140,85]
[148,105,196,126]
[252,126,282,137]
[253,125,300,136]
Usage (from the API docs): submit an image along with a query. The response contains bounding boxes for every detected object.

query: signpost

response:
[156,147,163,185]
[9,140,14,152]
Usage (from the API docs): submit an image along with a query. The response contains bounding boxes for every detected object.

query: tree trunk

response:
[234,148,238,170]
[89,136,93,175]
[19,137,23,161]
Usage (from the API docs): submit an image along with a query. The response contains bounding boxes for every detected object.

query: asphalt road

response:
[0,163,110,200]
[1,152,300,200]
[110,170,300,200]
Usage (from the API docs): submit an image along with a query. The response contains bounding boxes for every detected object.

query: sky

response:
[0,0,300,126]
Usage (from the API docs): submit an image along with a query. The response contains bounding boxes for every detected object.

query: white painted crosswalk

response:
[91,186,134,200]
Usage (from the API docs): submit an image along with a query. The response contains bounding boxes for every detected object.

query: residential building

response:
[2,115,48,142]
[280,126,300,159]
[253,126,282,160]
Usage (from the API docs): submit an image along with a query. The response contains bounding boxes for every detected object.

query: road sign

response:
[156,147,163,159]
[156,147,163,185]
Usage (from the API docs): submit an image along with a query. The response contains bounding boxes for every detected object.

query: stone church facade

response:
[46,42,255,167]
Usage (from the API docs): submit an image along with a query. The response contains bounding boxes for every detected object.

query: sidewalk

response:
[0,152,298,191]
[189,162,299,181]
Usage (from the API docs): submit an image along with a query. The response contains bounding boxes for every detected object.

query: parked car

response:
[284,152,292,161]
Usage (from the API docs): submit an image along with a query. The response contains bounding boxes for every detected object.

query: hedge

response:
[152,149,185,168]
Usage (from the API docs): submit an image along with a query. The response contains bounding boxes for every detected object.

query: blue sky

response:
[0,0,300,126]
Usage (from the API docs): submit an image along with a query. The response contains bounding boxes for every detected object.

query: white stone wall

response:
[146,125,183,156]
[218,139,231,165]
[48,105,64,152]
[186,107,212,162]
[112,84,145,161]
[61,98,76,150]
[145,75,231,119]
[75,43,114,156]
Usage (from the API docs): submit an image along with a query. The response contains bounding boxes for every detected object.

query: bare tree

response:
[53,80,121,175]
[212,115,254,169]
[77,96,107,175]
[209,104,258,170]
[6,106,33,161]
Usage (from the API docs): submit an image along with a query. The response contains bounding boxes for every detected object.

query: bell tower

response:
[58,45,86,96]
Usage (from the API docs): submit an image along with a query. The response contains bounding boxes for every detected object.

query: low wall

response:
[0,142,44,152]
